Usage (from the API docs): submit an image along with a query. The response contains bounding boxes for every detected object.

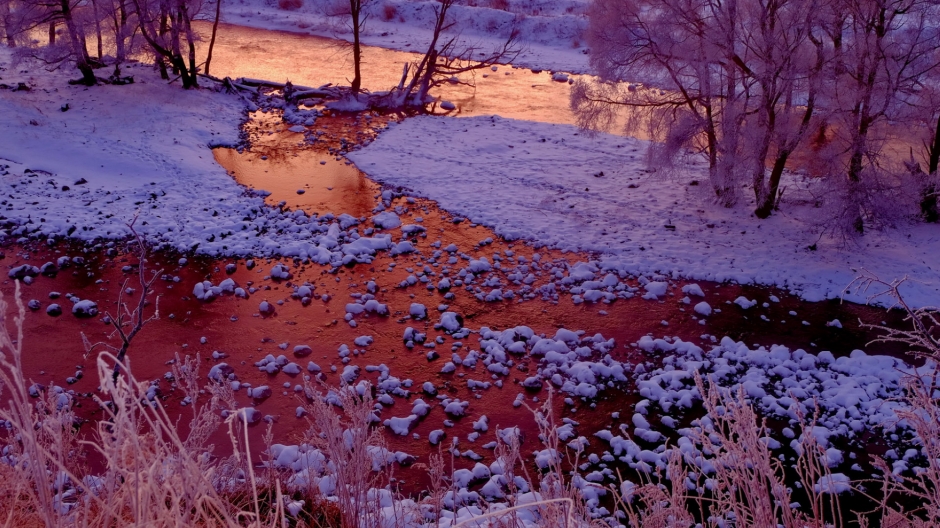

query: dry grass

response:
[381,3,398,21]
[0,285,263,526]
[601,377,839,528]
[277,0,304,11]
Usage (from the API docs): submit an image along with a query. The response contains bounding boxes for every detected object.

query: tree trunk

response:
[156,9,169,78]
[204,0,222,76]
[170,11,182,76]
[701,101,729,203]
[79,24,91,63]
[157,56,169,79]
[416,49,437,102]
[181,3,199,88]
[930,112,940,175]
[92,0,103,59]
[115,0,128,64]
[49,21,56,45]
[751,109,773,204]
[0,0,15,46]
[60,0,97,85]
[846,113,872,233]
[921,112,940,222]
[349,0,362,94]
[755,151,791,219]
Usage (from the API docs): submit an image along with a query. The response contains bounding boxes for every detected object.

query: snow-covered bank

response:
[221,0,590,73]
[348,115,940,307]
[0,51,374,259]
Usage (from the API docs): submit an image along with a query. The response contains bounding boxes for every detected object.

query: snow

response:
[429,429,446,445]
[0,54,259,251]
[208,363,234,382]
[814,474,851,494]
[409,303,427,319]
[71,300,98,317]
[642,281,668,300]
[293,345,313,357]
[372,211,402,229]
[411,398,431,417]
[384,414,419,435]
[3,27,934,523]
[349,115,939,307]
[341,365,361,383]
[734,297,758,309]
[438,312,462,333]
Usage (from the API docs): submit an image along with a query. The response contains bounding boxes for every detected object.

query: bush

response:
[382,3,397,21]
[278,0,304,11]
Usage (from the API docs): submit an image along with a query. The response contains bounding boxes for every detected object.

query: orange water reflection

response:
[195,22,594,128]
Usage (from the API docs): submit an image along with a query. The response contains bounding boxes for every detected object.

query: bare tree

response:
[822,0,940,233]
[4,0,99,84]
[1,0,17,46]
[348,0,365,95]
[899,68,940,222]
[57,0,97,83]
[572,0,756,206]
[131,0,203,88]
[90,0,103,59]
[576,0,940,228]
[83,218,162,381]
[203,0,220,76]
[96,0,138,76]
[737,0,827,218]
[573,0,830,211]
[381,0,520,108]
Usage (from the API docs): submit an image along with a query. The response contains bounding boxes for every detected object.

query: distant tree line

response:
[573,0,940,232]
[0,0,220,87]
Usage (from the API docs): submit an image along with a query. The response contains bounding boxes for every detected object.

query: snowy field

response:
[349,115,940,308]
[221,0,591,73]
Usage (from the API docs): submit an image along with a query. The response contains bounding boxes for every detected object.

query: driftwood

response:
[233,77,345,103]
[198,73,257,94]
[236,77,316,92]
[292,86,340,101]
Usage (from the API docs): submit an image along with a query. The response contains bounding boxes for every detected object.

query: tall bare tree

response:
[203,0,220,76]
[348,0,365,94]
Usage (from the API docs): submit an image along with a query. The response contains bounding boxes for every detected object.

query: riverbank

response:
[1,50,374,258]
[350,114,940,308]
